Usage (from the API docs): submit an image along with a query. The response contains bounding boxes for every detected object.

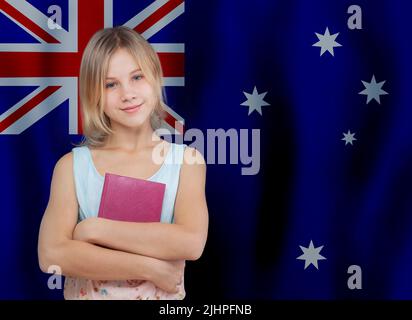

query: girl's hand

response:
[73,217,98,242]
[149,259,185,293]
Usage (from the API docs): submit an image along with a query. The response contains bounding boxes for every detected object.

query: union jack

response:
[0,0,185,135]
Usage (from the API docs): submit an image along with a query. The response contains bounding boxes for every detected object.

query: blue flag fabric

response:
[1,0,412,299]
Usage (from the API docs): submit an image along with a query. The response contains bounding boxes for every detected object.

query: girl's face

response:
[103,48,156,130]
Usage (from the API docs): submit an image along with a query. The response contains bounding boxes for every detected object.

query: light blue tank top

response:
[71,143,186,224]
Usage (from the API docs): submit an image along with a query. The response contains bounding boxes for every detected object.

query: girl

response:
[37,26,209,300]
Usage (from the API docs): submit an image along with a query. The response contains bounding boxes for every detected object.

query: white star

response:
[240,86,270,115]
[297,240,326,270]
[312,27,342,56]
[342,130,357,146]
[359,75,388,104]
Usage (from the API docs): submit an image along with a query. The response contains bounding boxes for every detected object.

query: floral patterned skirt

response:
[63,277,185,300]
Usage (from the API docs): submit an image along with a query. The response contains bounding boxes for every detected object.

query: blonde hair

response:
[76,26,167,147]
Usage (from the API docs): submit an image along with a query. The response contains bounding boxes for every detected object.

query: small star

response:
[342,130,357,146]
[297,240,327,270]
[240,86,270,115]
[359,75,388,104]
[312,27,342,56]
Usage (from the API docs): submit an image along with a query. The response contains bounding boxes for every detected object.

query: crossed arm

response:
[38,147,208,283]
[73,147,209,261]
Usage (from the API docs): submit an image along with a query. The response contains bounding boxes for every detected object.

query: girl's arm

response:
[38,152,183,293]
[75,147,209,261]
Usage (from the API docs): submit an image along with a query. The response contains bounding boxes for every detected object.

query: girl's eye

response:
[105,82,117,89]
[133,74,143,81]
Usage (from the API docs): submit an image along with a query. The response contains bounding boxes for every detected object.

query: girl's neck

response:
[104,122,159,153]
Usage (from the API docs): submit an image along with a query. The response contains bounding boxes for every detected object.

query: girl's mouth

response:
[121,104,142,113]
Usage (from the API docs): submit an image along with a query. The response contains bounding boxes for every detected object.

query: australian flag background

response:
[1,0,412,300]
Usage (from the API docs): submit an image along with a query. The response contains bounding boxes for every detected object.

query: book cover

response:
[98,173,166,222]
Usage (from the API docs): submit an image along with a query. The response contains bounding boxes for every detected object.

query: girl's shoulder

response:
[56,151,74,170]
[182,145,205,166]
[71,145,89,154]
[71,145,91,160]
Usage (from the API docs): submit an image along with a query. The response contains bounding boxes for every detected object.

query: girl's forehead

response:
[107,49,141,74]
[109,48,138,65]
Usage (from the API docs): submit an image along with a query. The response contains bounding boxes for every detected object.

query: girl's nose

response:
[121,92,136,103]
[120,84,136,102]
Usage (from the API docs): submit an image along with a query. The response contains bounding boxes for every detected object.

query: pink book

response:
[98,173,166,222]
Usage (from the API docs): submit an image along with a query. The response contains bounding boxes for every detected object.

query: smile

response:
[121,104,142,113]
